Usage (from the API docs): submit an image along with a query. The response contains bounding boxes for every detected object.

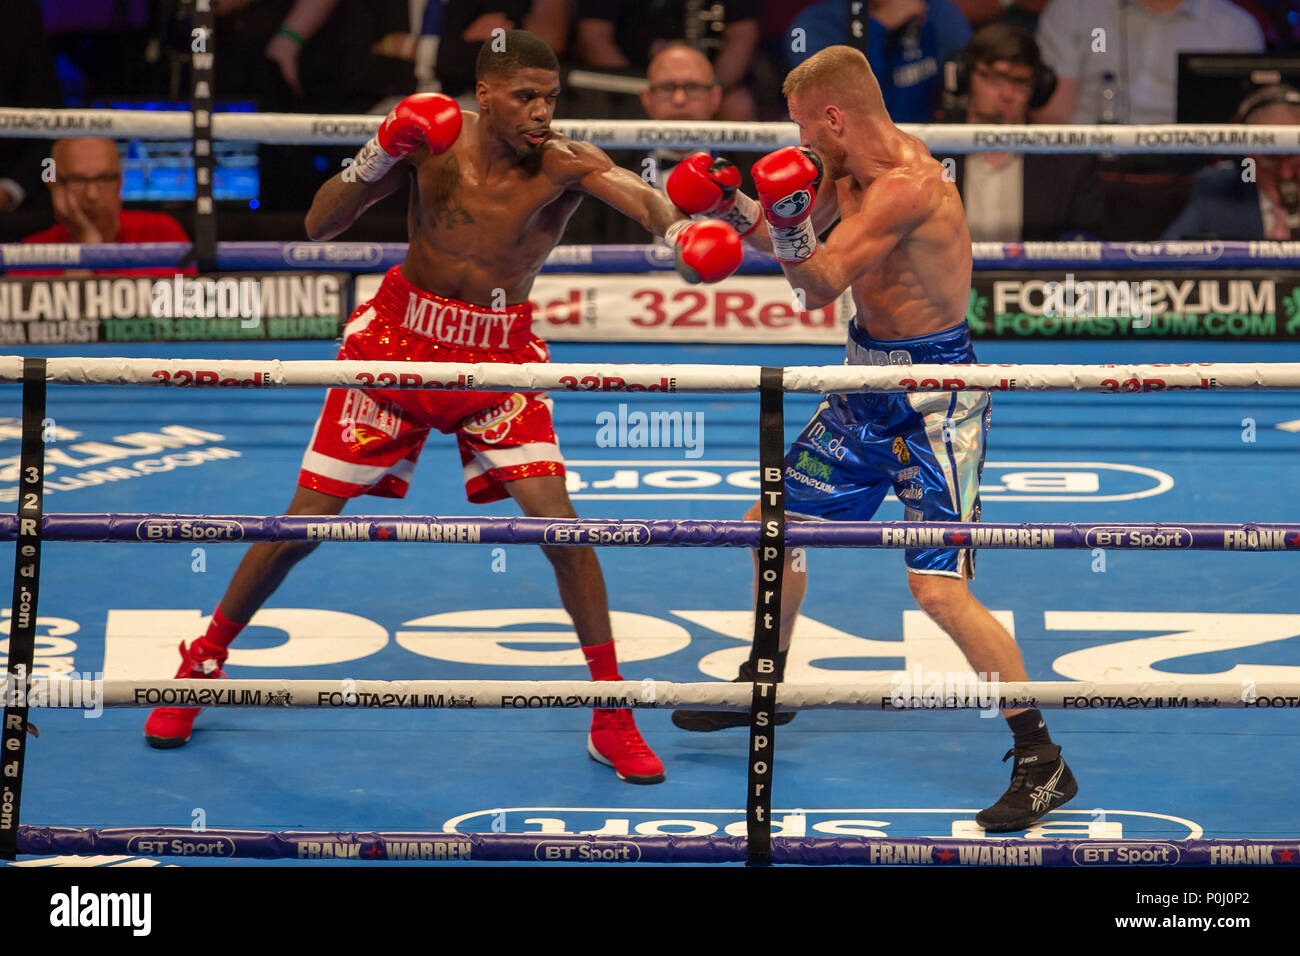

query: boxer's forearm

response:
[305,164,403,239]
[778,253,844,311]
[646,192,689,238]
[611,172,688,236]
[743,218,774,255]
[305,177,372,239]
[574,147,690,237]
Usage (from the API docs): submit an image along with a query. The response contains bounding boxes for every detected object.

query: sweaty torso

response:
[838,139,972,340]
[399,114,584,306]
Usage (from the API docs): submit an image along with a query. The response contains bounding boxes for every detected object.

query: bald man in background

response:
[640,45,756,198]
[641,44,723,123]
[19,138,192,277]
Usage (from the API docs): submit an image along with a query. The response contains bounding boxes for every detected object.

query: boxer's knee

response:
[908,571,969,619]
[253,538,319,572]
[280,539,321,565]
[541,542,596,570]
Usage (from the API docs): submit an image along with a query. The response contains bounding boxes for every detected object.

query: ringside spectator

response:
[637,44,761,206]
[946,24,1103,240]
[1163,85,1300,239]
[17,138,193,278]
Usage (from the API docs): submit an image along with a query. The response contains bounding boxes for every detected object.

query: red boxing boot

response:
[589,707,666,785]
[581,640,665,784]
[143,636,228,749]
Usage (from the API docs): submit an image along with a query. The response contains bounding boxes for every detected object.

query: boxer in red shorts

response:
[143,30,743,785]
[304,271,561,504]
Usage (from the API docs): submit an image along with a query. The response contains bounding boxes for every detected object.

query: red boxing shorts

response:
[298,266,564,503]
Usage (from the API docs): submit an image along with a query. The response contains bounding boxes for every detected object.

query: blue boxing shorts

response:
[783,319,990,578]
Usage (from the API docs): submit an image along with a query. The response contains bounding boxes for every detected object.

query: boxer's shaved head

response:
[784,46,891,180]
[475,31,562,160]
[783,46,887,120]
[476,29,559,81]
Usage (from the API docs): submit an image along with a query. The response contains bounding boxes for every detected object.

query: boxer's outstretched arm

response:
[780,171,931,309]
[553,140,687,236]
[304,158,410,240]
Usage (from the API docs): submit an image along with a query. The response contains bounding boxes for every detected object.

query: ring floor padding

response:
[4,338,1299,865]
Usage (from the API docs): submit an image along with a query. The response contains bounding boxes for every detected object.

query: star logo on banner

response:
[935,848,956,862]
[361,843,385,859]
[374,525,393,540]
[1287,532,1300,549]
[1277,848,1296,863]
[948,532,969,545]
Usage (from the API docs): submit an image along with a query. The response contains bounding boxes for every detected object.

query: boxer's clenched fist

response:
[753,146,823,262]
[666,153,760,236]
[351,93,463,183]
[664,218,743,284]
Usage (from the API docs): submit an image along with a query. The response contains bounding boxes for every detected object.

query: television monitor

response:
[91,100,260,204]
[1177,54,1300,124]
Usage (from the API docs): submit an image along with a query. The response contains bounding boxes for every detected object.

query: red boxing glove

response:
[752,146,824,262]
[351,93,463,183]
[666,152,761,237]
[664,218,743,284]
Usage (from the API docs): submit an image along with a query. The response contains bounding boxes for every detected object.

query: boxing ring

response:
[1,108,1300,877]
[1,349,1299,869]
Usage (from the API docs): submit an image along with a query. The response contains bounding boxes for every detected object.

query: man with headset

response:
[942,23,1102,241]
[1164,85,1300,240]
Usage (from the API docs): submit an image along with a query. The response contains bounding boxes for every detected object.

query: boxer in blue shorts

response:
[665,44,1078,832]
[783,319,990,577]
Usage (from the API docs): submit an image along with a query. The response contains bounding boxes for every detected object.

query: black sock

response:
[1006,709,1052,750]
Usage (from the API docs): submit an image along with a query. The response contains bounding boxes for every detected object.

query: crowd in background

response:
[5,0,1300,248]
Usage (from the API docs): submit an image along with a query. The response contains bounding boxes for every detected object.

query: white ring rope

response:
[4,678,1293,710]
[0,108,1295,153]
[2,357,1297,392]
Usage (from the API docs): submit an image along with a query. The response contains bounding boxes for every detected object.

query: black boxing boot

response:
[975,743,1078,833]
[671,651,795,732]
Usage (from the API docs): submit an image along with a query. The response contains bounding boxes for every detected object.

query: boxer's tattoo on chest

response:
[428,156,475,229]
